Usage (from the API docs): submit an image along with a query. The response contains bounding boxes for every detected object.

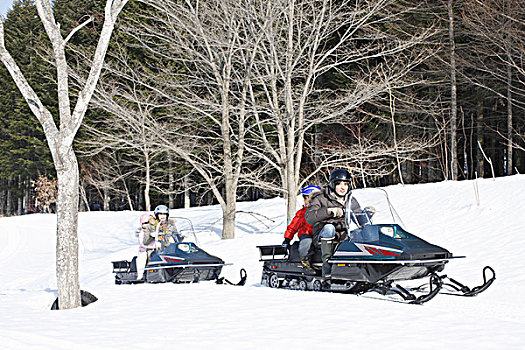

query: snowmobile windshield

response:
[170,217,199,244]
[345,188,407,231]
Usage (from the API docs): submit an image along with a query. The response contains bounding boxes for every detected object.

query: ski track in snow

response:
[1,176,524,349]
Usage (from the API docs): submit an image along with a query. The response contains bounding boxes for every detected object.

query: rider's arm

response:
[143,223,156,245]
[284,208,304,240]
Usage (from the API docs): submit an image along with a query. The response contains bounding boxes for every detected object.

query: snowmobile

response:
[258,189,495,304]
[112,217,246,286]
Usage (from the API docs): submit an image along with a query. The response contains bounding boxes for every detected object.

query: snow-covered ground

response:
[1,176,523,349]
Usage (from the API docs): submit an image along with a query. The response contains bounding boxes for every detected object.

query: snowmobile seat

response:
[288,242,301,261]
[288,241,321,263]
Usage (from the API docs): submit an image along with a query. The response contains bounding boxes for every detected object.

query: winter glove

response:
[282,238,291,247]
[327,207,344,218]
[364,206,376,216]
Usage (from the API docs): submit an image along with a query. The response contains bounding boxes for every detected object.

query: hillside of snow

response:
[1,176,524,349]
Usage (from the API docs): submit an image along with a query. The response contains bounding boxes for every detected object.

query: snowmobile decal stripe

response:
[159,255,186,263]
[333,243,402,257]
[361,244,402,254]
[378,248,400,256]
[365,247,380,255]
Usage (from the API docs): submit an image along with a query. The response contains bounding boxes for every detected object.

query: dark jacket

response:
[305,187,363,242]
[305,187,348,242]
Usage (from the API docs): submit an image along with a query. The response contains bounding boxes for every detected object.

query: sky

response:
[0,175,523,349]
[0,0,14,18]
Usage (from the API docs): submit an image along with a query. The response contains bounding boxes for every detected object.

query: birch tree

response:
[0,0,128,309]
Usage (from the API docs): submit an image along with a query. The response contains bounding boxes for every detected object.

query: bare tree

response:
[307,118,440,188]
[462,0,525,175]
[0,0,128,309]
[78,47,171,212]
[122,0,263,239]
[241,0,437,221]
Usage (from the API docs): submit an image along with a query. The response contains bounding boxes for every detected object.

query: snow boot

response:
[300,256,313,271]
[321,238,335,278]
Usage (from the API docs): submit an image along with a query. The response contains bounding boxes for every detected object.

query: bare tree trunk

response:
[138,184,144,211]
[16,175,22,215]
[184,176,190,209]
[103,188,110,211]
[6,179,11,215]
[506,59,513,175]
[122,179,133,210]
[221,85,236,239]
[222,193,236,240]
[144,153,151,211]
[79,181,90,212]
[168,154,174,208]
[448,0,458,180]
[476,101,485,177]
[56,150,81,308]
[24,177,30,214]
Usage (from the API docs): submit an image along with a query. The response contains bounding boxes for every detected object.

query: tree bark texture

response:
[448,0,458,180]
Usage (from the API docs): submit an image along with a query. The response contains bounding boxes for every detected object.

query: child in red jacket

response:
[282,185,320,270]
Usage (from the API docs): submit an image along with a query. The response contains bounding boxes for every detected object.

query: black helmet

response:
[328,169,351,191]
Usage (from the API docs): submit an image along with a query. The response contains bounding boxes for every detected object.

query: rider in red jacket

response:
[282,185,321,270]
[284,206,311,240]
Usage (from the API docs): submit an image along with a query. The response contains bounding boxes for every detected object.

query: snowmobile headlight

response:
[179,243,190,252]
[380,226,395,237]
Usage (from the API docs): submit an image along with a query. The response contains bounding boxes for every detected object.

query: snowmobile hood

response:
[334,224,451,261]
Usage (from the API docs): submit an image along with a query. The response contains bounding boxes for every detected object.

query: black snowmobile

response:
[258,189,495,304]
[113,217,246,286]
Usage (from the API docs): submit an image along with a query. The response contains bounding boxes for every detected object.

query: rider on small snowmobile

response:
[145,205,183,249]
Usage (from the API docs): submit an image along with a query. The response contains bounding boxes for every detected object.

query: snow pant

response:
[136,249,154,280]
[319,224,336,240]
[298,235,313,259]
[319,224,336,278]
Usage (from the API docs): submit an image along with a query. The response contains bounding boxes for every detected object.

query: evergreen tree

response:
[0,0,55,214]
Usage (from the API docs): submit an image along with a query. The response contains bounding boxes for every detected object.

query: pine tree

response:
[0,0,55,214]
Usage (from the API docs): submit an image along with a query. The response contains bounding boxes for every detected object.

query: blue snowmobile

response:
[258,189,495,304]
[113,217,246,286]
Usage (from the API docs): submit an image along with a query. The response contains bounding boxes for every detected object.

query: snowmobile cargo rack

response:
[257,245,289,261]
[112,260,131,273]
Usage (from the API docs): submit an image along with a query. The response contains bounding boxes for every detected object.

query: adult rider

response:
[305,169,356,278]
